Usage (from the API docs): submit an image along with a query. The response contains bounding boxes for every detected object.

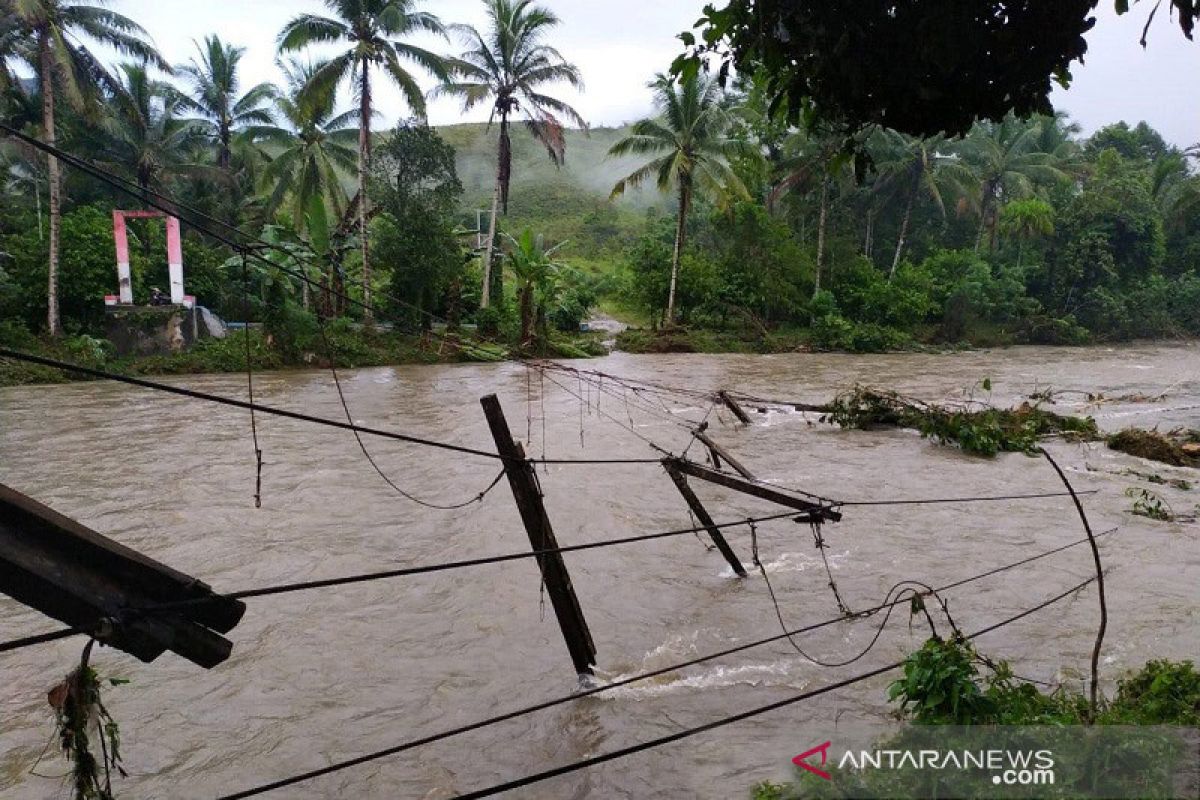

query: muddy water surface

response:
[2,344,1198,798]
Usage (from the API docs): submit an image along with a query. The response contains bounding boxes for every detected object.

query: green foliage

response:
[1110,660,1200,725]
[888,638,997,724]
[49,664,127,800]
[4,7,1200,361]
[475,305,503,338]
[1046,151,1166,316]
[1126,487,1174,521]
[680,2,1101,139]
[822,387,1099,456]
[889,640,1200,728]
[758,654,1200,799]
[0,204,118,333]
[701,202,811,324]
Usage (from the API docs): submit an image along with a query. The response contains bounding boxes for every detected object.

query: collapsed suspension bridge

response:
[0,124,1113,798]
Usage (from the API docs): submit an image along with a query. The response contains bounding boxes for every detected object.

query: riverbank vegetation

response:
[3,2,1200,382]
[752,644,1200,799]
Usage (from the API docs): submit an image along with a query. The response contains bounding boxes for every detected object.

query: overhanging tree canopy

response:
[677,1,1198,139]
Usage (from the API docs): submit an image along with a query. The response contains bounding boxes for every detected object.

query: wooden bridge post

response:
[663,463,747,577]
[480,394,596,676]
[692,429,756,480]
[718,390,752,424]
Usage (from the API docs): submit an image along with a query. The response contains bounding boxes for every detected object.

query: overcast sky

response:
[96,0,1198,146]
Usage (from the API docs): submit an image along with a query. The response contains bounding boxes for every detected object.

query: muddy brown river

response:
[2,344,1198,799]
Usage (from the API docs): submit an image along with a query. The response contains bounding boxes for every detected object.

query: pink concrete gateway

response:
[106,210,192,307]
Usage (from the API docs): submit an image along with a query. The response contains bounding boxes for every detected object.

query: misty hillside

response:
[434,123,666,260]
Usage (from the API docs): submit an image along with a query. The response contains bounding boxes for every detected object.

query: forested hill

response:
[434,123,659,247]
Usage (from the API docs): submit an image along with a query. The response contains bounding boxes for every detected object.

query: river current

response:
[2,344,1198,798]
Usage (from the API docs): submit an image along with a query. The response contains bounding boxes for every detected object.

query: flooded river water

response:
[2,344,1198,798]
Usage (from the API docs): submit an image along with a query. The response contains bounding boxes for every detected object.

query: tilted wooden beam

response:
[664,459,842,523]
[692,430,756,480]
[481,395,596,676]
[718,390,753,424]
[663,463,747,577]
[0,484,245,668]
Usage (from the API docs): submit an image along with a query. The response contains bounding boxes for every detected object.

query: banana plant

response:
[503,228,566,347]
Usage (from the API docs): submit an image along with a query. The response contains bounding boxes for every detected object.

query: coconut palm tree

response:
[0,6,22,97]
[9,0,166,335]
[176,35,277,171]
[869,130,974,277]
[957,116,1069,253]
[435,0,585,308]
[767,127,847,295]
[998,197,1054,267]
[254,59,360,315]
[277,0,449,318]
[99,62,207,196]
[609,72,748,324]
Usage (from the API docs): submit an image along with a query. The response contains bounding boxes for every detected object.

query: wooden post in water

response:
[480,394,596,676]
[718,390,752,424]
[663,463,747,577]
[693,430,756,480]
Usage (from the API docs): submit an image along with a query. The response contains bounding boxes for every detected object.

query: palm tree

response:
[176,35,277,171]
[255,59,360,315]
[0,6,22,97]
[436,0,585,308]
[9,0,165,335]
[100,63,206,195]
[609,73,748,324]
[277,0,449,319]
[998,197,1054,267]
[869,130,974,277]
[957,116,1069,253]
[768,127,846,295]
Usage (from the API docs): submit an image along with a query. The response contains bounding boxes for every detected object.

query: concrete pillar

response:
[113,211,133,304]
[166,216,184,305]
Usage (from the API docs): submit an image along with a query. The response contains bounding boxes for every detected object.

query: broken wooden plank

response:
[666,459,842,523]
[664,463,747,577]
[0,483,245,668]
[480,394,596,676]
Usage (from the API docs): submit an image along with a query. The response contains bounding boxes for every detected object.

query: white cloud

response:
[43,0,1200,146]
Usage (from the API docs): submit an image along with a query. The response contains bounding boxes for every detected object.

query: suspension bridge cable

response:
[0,123,537,370]
[0,628,81,654]
[0,518,1117,658]
[0,123,460,339]
[216,576,1097,800]
[122,519,1116,615]
[129,510,810,614]
[0,348,661,465]
[450,578,1097,800]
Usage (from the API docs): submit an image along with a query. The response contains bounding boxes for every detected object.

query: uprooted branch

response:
[817,387,1100,457]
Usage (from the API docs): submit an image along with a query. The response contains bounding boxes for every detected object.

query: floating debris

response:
[820,387,1100,457]
[1107,428,1200,468]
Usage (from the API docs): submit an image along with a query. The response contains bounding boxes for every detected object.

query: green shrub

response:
[809,314,854,351]
[475,305,502,338]
[1110,660,1200,724]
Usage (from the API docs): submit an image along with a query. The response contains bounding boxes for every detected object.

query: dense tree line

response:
[2,0,1199,359]
[0,0,584,348]
[611,80,1200,348]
